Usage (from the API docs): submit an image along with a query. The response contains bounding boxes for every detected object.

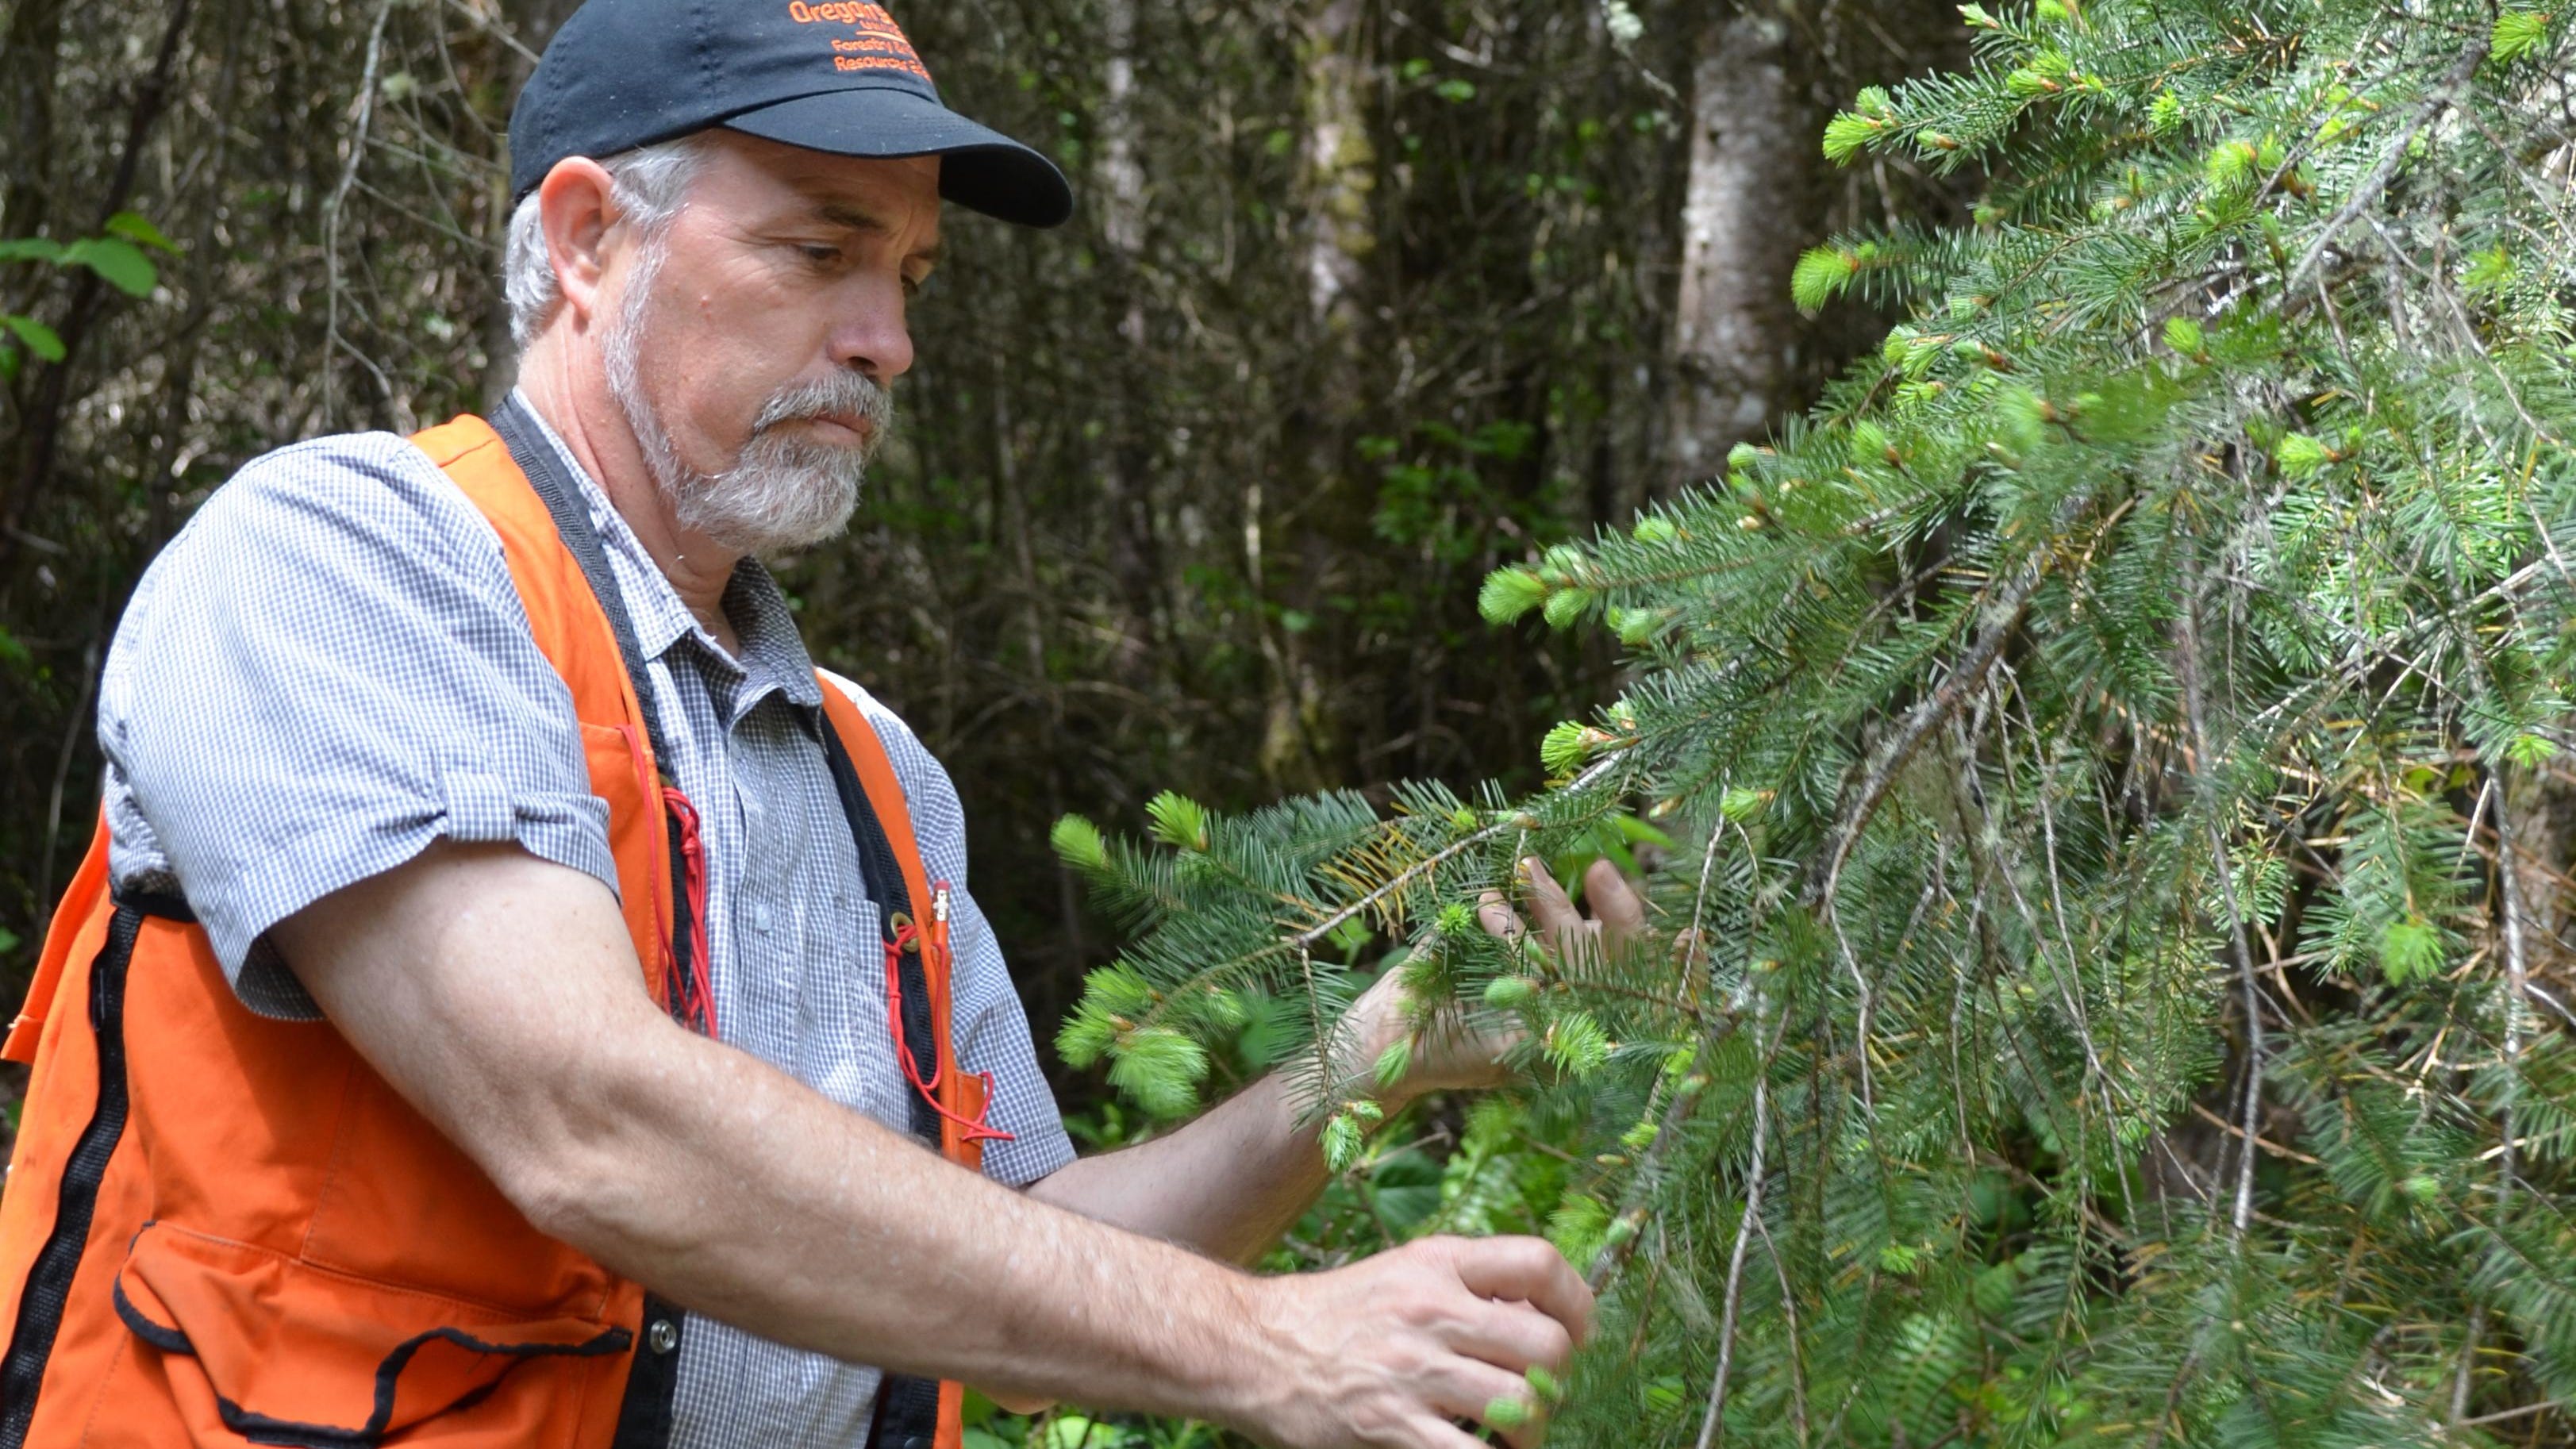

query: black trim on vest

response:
[108,1276,190,1353]
[0,905,142,1449]
[490,397,663,738]
[605,1293,685,1449]
[110,883,195,923]
[811,718,941,1143]
[493,404,952,1449]
[115,1272,632,1449]
[862,1370,944,1449]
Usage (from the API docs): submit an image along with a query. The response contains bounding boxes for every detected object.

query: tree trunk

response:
[1663,2,1824,490]
[1090,0,1168,675]
[1297,0,1371,335]
[2506,763,2576,1001]
[1259,0,1375,791]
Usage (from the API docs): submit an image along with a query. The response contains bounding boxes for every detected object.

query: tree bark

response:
[1297,0,1372,336]
[1258,0,1375,791]
[2505,763,2576,999]
[1090,0,1169,674]
[1663,2,1824,490]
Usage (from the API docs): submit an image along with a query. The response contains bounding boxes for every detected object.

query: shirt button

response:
[648,1318,680,1355]
[752,900,773,933]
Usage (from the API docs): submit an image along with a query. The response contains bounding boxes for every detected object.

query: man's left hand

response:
[1351,857,1651,1107]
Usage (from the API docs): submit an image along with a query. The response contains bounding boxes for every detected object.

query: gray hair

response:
[502,135,712,349]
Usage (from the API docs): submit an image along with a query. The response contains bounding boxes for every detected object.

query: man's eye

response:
[798,244,842,267]
[902,274,929,298]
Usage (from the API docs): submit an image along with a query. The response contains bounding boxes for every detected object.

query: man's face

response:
[598,131,941,555]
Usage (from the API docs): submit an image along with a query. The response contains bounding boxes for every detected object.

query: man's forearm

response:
[278,844,1282,1424]
[559,1020,1287,1415]
[1028,1070,1332,1263]
[279,843,1598,1449]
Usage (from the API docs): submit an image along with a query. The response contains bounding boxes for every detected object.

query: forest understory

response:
[8,0,2576,1446]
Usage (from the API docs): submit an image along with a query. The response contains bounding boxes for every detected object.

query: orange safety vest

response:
[0,407,998,1449]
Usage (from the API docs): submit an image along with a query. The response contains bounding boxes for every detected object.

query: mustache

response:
[749,373,893,444]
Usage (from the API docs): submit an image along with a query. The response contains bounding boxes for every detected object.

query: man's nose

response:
[828,282,915,381]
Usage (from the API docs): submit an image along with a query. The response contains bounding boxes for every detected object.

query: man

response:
[0,2,1644,1446]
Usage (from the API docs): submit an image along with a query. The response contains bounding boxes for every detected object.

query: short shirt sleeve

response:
[825,672,1077,1187]
[98,432,617,1018]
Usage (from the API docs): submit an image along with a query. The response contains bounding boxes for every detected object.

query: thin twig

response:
[2493,778,2532,1201]
[1583,819,1763,1296]
[2188,1101,2321,1165]
[1582,997,1746,1294]
[2285,31,2493,302]
[1806,550,2059,908]
[1747,1210,1810,1449]
[321,0,397,425]
[1694,1025,1774,1449]
[2178,549,2263,1244]
[2456,1399,2563,1428]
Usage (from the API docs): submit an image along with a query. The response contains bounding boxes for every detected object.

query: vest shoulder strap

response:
[411,412,696,1028]
[413,413,654,742]
[814,682,955,1088]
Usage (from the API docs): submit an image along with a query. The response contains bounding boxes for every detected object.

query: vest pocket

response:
[110,1222,630,1443]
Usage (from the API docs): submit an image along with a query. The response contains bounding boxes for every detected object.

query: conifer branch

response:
[2284,29,2493,305]
[1289,751,1631,948]
[1061,10,2576,1436]
[1804,541,2061,909]
[2493,776,2532,1201]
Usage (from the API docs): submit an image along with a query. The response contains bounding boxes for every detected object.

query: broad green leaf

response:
[6,313,64,362]
[103,210,180,254]
[60,236,157,297]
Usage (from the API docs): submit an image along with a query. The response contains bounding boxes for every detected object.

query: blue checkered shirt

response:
[95,394,1075,1447]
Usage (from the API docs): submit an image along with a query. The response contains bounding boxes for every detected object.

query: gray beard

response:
[601,252,891,556]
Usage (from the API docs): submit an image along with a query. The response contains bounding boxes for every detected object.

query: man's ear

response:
[537,157,621,330]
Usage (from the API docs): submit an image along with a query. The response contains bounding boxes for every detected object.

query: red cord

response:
[884,921,1013,1143]
[660,784,718,1040]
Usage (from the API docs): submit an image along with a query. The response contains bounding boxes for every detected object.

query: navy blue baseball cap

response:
[508,0,1073,227]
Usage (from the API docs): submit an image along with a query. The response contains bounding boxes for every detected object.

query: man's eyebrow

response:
[811,200,941,266]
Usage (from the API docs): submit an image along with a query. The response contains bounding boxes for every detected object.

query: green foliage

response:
[0,213,168,379]
[1059,0,2576,1443]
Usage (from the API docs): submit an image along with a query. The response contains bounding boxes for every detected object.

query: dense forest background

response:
[0,0,1970,1068]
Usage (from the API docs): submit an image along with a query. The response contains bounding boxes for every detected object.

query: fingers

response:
[1405,1416,1494,1449]
[1516,859,1588,949]
[1476,890,1527,944]
[1448,1295,1576,1381]
[1420,1358,1551,1449]
[1582,858,1648,947]
[1442,1236,1596,1348]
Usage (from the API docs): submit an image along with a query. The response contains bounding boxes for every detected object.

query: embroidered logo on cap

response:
[786,1,934,83]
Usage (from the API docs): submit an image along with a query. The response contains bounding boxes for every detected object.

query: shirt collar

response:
[506,390,824,711]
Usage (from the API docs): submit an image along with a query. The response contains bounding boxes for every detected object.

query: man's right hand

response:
[1236,1235,1592,1449]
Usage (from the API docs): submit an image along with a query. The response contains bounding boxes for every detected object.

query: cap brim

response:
[723,87,1073,229]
